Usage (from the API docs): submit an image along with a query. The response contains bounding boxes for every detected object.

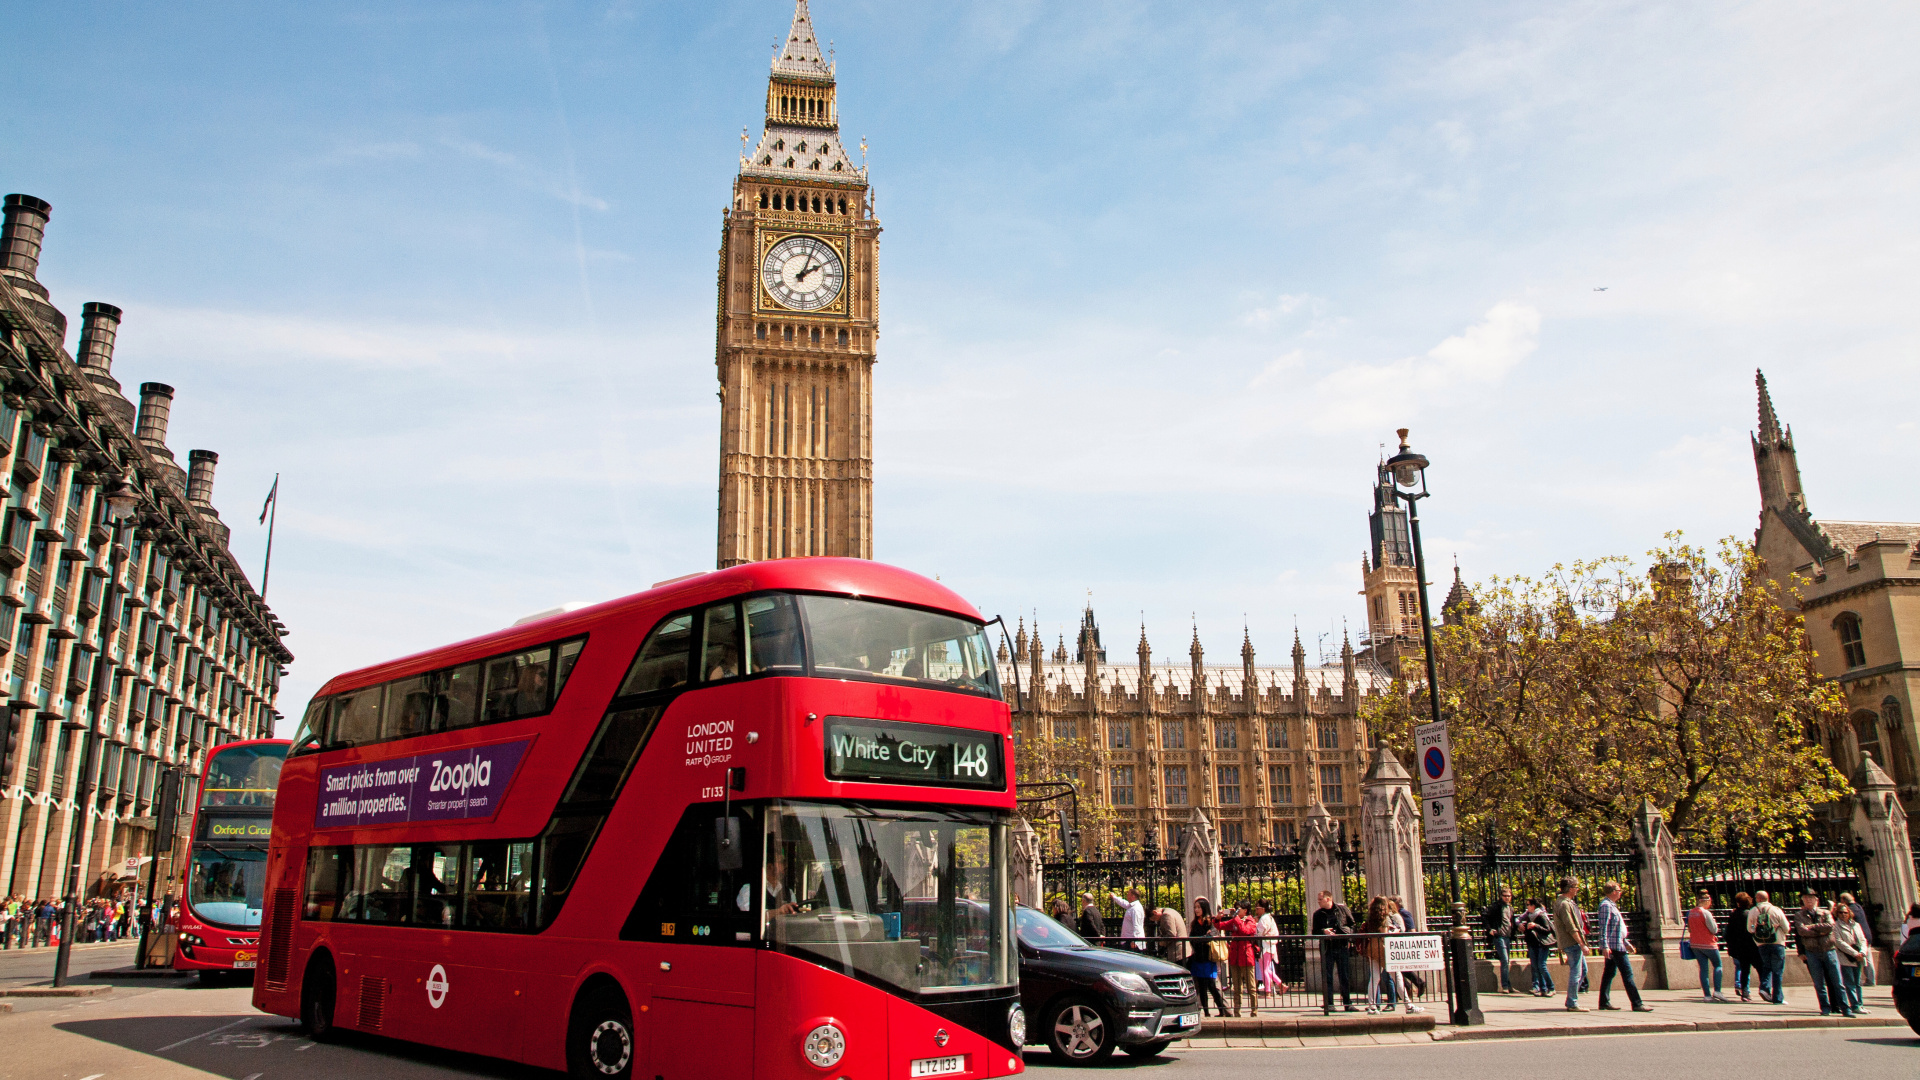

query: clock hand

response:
[795,257,821,282]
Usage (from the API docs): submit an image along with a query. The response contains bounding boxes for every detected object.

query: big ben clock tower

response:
[716,0,878,568]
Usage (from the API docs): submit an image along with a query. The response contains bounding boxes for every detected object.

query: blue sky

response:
[4,1,1917,728]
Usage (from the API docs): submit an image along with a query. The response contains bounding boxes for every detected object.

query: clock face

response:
[761,235,844,312]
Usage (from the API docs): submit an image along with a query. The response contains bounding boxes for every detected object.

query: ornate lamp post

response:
[1383,429,1480,1024]
[52,480,140,986]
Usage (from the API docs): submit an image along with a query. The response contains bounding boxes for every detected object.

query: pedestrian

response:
[1049,897,1072,925]
[1552,876,1589,1012]
[1188,897,1230,1017]
[1686,890,1728,1002]
[1311,889,1358,1015]
[0,896,12,951]
[1154,906,1191,964]
[1837,892,1872,949]
[1726,892,1760,1002]
[1253,899,1285,998]
[1222,903,1260,1016]
[1109,887,1147,951]
[1832,901,1871,1014]
[1388,897,1425,1006]
[1903,902,1920,946]
[1748,890,1791,1004]
[1483,885,1517,994]
[1360,897,1407,1014]
[1076,892,1105,941]
[35,898,56,948]
[1521,898,1557,996]
[1595,881,1651,1012]
[1792,889,1850,1016]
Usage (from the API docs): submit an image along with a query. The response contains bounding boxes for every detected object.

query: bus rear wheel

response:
[567,985,635,1080]
[300,955,337,1042]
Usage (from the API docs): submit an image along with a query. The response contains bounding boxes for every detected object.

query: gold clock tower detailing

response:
[716,0,878,568]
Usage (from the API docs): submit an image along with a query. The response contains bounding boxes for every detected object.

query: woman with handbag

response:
[1360,897,1406,1014]
[1188,897,1231,1017]
[1725,893,1760,1002]
[1686,891,1728,1001]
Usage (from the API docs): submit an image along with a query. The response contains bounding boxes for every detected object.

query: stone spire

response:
[1442,560,1479,625]
[773,0,831,77]
[1014,616,1028,658]
[1756,368,1784,445]
[1752,368,1807,514]
[1138,620,1153,716]
[1242,626,1257,716]
[1190,623,1205,717]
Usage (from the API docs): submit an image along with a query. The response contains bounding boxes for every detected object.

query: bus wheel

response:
[567,985,635,1080]
[1046,997,1116,1064]
[300,955,337,1042]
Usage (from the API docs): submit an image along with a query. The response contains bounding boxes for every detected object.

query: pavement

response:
[1168,983,1912,1048]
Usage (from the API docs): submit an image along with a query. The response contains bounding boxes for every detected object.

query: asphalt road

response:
[2,973,1914,1080]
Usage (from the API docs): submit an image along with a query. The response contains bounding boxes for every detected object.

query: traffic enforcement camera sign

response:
[1425,793,1459,844]
[1415,719,1454,799]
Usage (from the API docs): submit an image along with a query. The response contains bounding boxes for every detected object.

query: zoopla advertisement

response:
[315,738,532,828]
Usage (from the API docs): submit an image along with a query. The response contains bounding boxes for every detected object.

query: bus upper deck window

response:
[745,595,803,674]
[432,663,481,731]
[331,686,385,749]
[291,698,331,755]
[484,646,555,723]
[554,639,585,696]
[621,614,694,695]
[385,673,434,741]
[702,603,742,682]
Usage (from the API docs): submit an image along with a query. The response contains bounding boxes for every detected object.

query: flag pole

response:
[259,474,279,599]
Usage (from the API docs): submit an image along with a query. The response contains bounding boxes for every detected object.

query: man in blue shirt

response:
[1596,882,1652,1012]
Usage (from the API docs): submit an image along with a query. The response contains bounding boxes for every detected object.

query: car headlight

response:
[1008,1002,1027,1045]
[802,1023,846,1068]
[1102,971,1153,994]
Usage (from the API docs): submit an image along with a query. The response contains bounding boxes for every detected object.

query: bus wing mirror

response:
[716,815,744,871]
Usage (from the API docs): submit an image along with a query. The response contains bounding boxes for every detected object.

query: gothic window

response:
[1160,719,1186,749]
[1268,764,1293,805]
[831,161,843,172]
[783,325,794,342]
[810,327,821,344]
[836,329,848,345]
[837,198,847,214]
[1220,821,1244,847]
[762,156,773,165]
[810,161,822,170]
[1853,710,1883,769]
[1051,717,1077,741]
[1163,766,1189,806]
[1884,697,1914,786]
[1835,613,1866,668]
[755,323,767,340]
[774,139,785,151]
[1109,720,1131,749]
[1373,595,1385,621]
[1110,765,1134,806]
[1216,765,1241,805]
[1265,721,1287,749]
[797,140,808,153]
[1273,820,1297,847]
[1318,764,1344,805]
[1317,718,1339,749]
[1214,721,1237,749]
[758,190,769,209]
[783,158,795,169]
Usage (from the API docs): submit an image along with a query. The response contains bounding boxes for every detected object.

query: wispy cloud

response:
[438,135,611,211]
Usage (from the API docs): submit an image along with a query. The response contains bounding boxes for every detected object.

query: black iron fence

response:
[1080,931,1451,1015]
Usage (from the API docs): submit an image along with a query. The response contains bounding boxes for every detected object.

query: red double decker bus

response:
[252,559,1022,1079]
[175,738,291,979]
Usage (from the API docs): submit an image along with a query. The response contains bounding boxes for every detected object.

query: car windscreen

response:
[1016,904,1091,950]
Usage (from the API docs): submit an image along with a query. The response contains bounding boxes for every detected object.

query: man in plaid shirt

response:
[1597,881,1652,1012]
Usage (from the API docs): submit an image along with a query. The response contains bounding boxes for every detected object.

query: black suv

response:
[1016,905,1202,1064]
[1894,928,1920,1035]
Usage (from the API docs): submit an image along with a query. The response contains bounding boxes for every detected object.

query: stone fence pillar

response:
[1180,807,1223,917]
[1011,816,1043,911]
[1360,746,1426,924]
[1851,756,1918,949]
[1631,798,1686,990]
[1301,803,1344,931]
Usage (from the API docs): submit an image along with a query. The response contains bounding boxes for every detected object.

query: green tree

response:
[1366,535,1848,848]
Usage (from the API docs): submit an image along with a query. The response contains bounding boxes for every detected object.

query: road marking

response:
[158,1017,253,1052]
[79,1074,104,1080]
[296,1041,316,1051]
[241,1073,263,1080]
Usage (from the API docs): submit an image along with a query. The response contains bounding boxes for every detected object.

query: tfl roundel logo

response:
[426,964,449,1009]
[1423,747,1447,780]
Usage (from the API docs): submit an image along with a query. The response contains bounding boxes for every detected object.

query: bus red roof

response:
[311,558,986,699]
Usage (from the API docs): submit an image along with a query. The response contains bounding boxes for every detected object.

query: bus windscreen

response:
[201,742,285,809]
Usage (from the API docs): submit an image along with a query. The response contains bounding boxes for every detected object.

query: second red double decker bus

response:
[174,738,291,980]
[253,558,1022,1079]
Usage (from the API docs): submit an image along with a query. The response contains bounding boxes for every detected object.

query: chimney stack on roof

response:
[186,449,218,508]
[136,382,175,454]
[77,302,122,372]
[1,194,65,339]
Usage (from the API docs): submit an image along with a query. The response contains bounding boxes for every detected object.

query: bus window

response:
[702,603,743,682]
[432,663,481,731]
[409,843,463,928]
[291,699,330,756]
[305,846,347,921]
[620,614,694,695]
[799,596,1000,698]
[621,802,762,944]
[331,686,385,749]
[565,705,667,807]
[385,673,434,741]
[483,646,553,723]
[745,595,803,674]
[555,639,585,695]
[345,845,413,924]
[464,840,534,930]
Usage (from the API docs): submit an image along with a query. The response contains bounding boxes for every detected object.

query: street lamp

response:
[1382,429,1480,1025]
[51,479,140,987]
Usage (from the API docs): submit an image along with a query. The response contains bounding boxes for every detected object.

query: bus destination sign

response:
[316,737,532,828]
[200,816,274,843]
[824,717,1005,791]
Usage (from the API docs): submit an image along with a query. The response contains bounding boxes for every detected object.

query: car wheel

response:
[1124,1039,1174,1059]
[567,986,635,1080]
[299,956,336,1042]
[1046,997,1116,1065]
